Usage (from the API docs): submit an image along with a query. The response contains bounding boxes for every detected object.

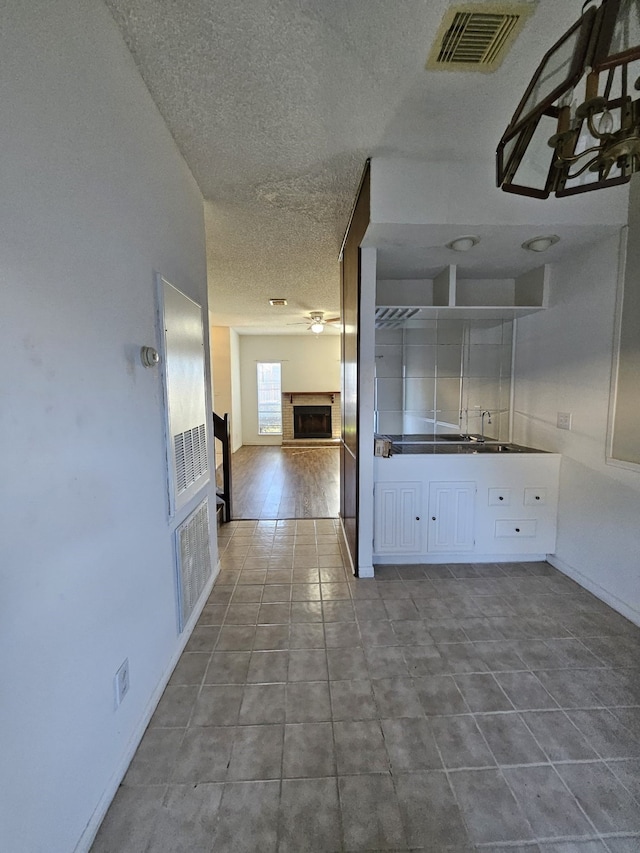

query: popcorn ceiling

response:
[103,0,579,329]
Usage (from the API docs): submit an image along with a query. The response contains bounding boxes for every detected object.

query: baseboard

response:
[337,517,356,578]
[74,559,220,853]
[373,553,549,565]
[547,553,640,629]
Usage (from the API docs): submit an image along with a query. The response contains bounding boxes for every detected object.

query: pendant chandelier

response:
[497,0,640,198]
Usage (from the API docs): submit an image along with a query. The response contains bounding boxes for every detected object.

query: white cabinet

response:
[373,452,560,563]
[427,481,475,553]
[374,481,422,554]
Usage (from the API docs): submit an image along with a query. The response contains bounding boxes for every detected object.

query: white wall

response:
[230,328,243,451]
[210,324,232,463]
[239,334,341,444]
[0,3,214,851]
[514,228,640,625]
[369,156,629,227]
[210,325,243,453]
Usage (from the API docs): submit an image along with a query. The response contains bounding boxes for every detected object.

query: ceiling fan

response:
[289,311,341,334]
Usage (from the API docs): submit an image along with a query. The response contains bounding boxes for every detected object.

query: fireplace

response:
[293,405,332,439]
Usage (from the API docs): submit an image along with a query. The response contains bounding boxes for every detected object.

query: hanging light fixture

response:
[497,0,640,198]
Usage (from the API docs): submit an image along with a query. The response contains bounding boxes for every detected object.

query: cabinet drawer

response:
[524,487,547,506]
[495,519,537,538]
[488,488,511,506]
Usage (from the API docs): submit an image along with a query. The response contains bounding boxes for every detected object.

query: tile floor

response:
[92,519,640,853]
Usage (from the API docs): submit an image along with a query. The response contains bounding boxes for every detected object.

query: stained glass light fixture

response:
[497,0,640,197]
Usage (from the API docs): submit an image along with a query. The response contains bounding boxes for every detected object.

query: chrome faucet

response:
[480,410,492,442]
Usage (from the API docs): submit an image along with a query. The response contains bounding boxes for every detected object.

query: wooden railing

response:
[212,411,232,523]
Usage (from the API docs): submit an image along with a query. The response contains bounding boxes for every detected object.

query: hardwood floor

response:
[227,445,340,519]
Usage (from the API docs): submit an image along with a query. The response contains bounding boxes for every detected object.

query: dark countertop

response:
[377,434,548,455]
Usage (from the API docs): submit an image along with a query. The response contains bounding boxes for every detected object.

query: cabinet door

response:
[428,481,475,552]
[374,482,422,553]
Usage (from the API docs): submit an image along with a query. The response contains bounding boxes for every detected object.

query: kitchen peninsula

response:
[373,434,560,563]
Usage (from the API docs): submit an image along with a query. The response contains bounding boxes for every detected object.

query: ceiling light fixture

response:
[497,0,640,198]
[269,298,287,306]
[309,313,326,334]
[522,234,560,252]
[446,235,480,252]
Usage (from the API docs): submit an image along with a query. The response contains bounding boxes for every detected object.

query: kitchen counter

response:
[378,434,547,454]
[373,444,561,563]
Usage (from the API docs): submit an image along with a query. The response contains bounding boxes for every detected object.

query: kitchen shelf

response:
[376,264,550,322]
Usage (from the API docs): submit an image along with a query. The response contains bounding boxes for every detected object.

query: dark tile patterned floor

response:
[92,519,640,852]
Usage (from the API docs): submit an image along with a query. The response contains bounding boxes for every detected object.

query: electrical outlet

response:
[557,412,572,431]
[114,658,130,708]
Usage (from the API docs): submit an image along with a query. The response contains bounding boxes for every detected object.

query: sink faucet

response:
[480,410,492,442]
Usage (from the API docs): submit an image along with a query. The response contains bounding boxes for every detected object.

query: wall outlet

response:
[114,658,130,708]
[557,412,572,431]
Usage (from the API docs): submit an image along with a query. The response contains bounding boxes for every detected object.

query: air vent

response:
[176,498,212,630]
[375,307,420,328]
[269,298,288,306]
[174,424,208,495]
[427,3,534,72]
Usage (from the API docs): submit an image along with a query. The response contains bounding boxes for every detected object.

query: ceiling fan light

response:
[310,322,324,334]
[446,235,480,252]
[522,234,559,252]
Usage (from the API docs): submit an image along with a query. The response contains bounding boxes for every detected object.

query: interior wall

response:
[369,156,629,228]
[229,328,243,452]
[239,335,341,445]
[513,228,640,625]
[210,324,232,463]
[0,3,213,851]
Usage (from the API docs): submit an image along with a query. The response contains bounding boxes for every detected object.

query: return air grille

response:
[176,498,211,630]
[174,424,208,495]
[427,4,534,72]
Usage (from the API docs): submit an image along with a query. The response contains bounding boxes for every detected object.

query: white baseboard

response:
[373,553,548,565]
[547,553,640,629]
[74,560,220,853]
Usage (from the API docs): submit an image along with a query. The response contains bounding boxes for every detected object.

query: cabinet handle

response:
[535,496,540,501]
[499,495,504,501]
[515,527,520,533]
[415,516,420,521]
[431,516,436,521]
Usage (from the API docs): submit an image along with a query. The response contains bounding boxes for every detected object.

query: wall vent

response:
[174,424,208,495]
[427,3,535,72]
[176,498,212,630]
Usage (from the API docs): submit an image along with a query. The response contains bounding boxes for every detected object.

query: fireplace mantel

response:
[284,391,338,404]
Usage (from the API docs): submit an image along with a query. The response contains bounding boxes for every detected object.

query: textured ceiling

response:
[104,0,597,332]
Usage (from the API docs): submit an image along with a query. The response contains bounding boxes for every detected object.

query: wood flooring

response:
[227,445,340,519]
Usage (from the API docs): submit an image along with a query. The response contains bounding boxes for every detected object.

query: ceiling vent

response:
[427,3,535,73]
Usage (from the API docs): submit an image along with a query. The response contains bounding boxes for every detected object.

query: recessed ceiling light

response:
[269,298,287,306]
[446,235,480,252]
[522,235,559,253]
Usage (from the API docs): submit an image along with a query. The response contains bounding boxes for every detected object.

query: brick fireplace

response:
[282,392,341,442]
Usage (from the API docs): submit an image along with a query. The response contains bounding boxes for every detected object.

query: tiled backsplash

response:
[375,319,512,439]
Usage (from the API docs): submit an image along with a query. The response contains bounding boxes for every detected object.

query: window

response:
[257,362,282,435]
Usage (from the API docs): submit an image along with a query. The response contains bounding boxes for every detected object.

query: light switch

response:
[557,412,572,430]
